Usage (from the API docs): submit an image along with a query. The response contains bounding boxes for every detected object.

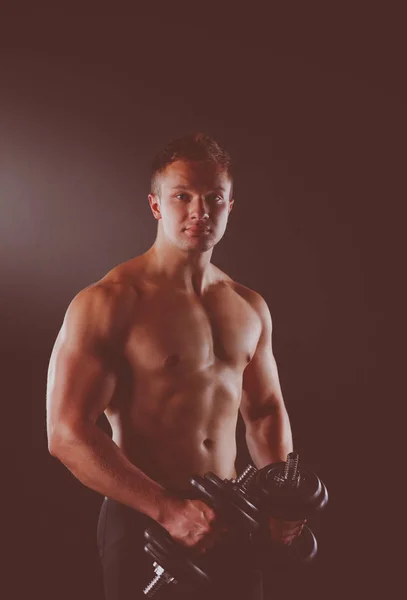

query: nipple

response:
[164,354,180,368]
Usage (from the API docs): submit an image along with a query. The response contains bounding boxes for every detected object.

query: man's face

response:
[149,159,234,252]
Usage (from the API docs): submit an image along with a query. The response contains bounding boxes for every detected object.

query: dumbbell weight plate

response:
[254,464,327,520]
[190,473,261,533]
[253,525,317,567]
[285,525,317,564]
[144,526,211,588]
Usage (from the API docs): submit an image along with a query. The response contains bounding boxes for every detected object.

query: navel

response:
[203,438,214,449]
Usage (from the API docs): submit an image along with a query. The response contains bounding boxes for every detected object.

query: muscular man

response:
[46,133,305,600]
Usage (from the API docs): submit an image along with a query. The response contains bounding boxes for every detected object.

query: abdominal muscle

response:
[106,368,242,492]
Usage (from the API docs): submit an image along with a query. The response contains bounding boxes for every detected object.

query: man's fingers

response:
[194,523,227,555]
[269,517,307,544]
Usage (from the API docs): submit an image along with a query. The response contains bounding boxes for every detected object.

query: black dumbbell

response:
[143,453,328,595]
[142,480,259,596]
[191,453,328,564]
[143,471,264,595]
[243,452,328,563]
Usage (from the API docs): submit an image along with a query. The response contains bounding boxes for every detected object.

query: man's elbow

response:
[245,403,289,435]
[47,422,80,459]
[245,413,273,436]
[245,402,281,424]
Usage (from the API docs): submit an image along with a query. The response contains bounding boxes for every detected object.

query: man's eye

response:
[206,194,223,203]
[176,194,189,200]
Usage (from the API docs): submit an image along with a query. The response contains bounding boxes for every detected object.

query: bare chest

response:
[125,286,262,373]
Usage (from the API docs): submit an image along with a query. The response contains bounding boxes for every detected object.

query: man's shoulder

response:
[210,263,268,308]
[100,255,146,289]
[226,277,267,309]
[223,277,272,329]
[72,279,138,309]
[66,261,143,342]
[75,255,148,303]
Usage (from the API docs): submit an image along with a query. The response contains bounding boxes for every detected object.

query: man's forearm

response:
[49,423,170,522]
[245,406,293,469]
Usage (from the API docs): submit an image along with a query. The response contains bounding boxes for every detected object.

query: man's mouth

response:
[185,225,210,234]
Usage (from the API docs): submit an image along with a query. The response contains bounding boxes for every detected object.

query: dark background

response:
[1,6,404,599]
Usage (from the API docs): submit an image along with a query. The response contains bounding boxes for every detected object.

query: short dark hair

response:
[151,132,233,196]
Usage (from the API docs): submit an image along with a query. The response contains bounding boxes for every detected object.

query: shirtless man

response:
[46,133,305,600]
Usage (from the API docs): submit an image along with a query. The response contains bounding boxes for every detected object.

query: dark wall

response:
[1,8,404,600]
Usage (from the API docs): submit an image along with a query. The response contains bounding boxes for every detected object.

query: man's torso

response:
[98,255,262,491]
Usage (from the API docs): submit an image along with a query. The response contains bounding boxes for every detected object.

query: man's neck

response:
[144,244,214,297]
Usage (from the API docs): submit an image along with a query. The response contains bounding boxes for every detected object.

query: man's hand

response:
[159,496,226,554]
[268,516,307,546]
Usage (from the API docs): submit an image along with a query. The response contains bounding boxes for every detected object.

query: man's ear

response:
[228,198,235,214]
[148,193,162,220]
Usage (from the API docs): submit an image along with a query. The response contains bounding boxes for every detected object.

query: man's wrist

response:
[151,489,185,526]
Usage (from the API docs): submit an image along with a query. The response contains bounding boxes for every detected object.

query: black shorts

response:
[97,497,263,600]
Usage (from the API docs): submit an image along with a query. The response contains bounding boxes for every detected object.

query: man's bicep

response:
[241,296,284,422]
[47,335,117,429]
[46,288,119,443]
[241,343,283,420]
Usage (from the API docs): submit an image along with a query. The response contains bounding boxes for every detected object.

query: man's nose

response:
[189,197,209,220]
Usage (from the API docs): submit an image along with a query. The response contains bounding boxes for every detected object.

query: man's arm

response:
[47,283,218,550]
[240,293,307,545]
[240,292,293,468]
[47,283,173,521]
